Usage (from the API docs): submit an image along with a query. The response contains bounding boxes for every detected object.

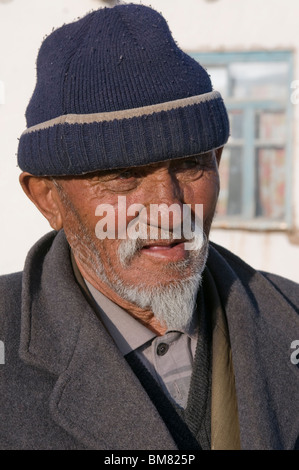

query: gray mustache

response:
[118,226,205,267]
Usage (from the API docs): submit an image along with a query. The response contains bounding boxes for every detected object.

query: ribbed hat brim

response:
[18,90,229,176]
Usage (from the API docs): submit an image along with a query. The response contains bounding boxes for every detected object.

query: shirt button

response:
[157,343,169,356]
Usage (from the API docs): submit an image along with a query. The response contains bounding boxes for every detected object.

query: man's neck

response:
[73,253,167,335]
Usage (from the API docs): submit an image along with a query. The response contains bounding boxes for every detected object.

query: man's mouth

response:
[140,240,188,261]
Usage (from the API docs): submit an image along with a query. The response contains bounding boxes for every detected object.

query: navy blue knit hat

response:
[17,3,229,176]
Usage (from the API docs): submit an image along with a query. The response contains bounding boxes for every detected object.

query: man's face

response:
[53,150,222,292]
[33,149,222,331]
[52,151,220,286]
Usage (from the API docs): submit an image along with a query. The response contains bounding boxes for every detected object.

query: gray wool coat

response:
[0,230,299,450]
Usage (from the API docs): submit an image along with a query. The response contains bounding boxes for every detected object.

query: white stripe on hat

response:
[22,90,221,135]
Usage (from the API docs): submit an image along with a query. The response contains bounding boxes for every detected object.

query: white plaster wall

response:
[0,0,99,275]
[0,0,299,281]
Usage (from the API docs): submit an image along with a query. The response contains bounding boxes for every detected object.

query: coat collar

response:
[19,230,177,450]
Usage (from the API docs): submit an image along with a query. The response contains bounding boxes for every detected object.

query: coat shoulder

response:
[0,271,23,311]
[0,271,23,339]
[259,271,299,313]
[0,271,22,292]
[209,241,299,312]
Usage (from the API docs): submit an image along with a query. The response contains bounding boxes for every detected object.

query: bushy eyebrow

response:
[49,151,215,183]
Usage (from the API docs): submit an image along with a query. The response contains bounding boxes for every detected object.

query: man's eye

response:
[181,159,199,168]
[117,170,136,180]
[173,159,200,171]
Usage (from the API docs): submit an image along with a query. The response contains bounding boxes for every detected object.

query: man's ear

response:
[215,146,224,166]
[19,172,63,230]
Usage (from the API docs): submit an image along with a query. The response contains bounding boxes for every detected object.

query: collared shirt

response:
[85,280,198,409]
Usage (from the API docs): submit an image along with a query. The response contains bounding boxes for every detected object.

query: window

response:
[191,51,293,229]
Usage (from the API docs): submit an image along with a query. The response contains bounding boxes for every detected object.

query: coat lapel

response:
[19,230,177,450]
[49,305,177,450]
[208,244,299,450]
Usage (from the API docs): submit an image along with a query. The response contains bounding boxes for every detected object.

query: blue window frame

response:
[190,51,294,230]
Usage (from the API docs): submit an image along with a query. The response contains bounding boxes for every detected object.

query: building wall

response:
[1,0,298,281]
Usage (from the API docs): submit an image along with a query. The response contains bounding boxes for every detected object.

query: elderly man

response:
[1,4,299,451]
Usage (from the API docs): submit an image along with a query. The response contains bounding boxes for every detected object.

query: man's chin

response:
[113,259,202,289]
[111,265,203,331]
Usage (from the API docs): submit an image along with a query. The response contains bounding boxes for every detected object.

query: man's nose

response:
[142,168,185,230]
[148,167,183,204]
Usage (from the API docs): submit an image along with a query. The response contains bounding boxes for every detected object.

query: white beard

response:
[110,264,206,331]
[103,230,209,331]
[71,224,208,331]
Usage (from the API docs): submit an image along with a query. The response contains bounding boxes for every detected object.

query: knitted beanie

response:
[17,3,229,176]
